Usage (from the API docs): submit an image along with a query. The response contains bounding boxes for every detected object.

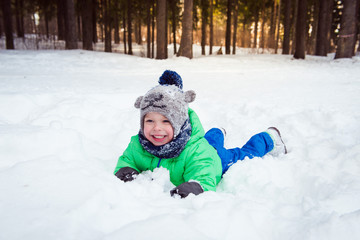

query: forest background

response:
[0,0,359,59]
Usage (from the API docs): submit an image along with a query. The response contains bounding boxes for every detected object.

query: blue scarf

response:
[138,119,192,159]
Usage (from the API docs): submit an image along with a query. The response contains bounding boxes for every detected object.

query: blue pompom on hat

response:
[134,70,196,138]
[159,70,183,89]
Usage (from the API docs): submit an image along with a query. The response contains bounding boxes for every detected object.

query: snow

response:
[1,46,360,240]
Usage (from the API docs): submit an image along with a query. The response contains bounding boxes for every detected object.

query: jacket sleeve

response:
[113,137,141,175]
[182,139,221,192]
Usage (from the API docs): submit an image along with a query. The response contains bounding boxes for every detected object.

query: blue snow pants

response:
[204,128,274,174]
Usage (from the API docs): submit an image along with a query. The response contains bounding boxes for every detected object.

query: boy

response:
[114,70,287,198]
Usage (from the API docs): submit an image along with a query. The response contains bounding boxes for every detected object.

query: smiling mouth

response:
[152,135,167,142]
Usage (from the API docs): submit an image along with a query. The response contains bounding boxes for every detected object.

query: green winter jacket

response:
[114,108,222,191]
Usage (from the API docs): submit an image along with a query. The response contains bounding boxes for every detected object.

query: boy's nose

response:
[153,123,162,130]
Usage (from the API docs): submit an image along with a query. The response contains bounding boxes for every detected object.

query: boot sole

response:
[268,127,288,154]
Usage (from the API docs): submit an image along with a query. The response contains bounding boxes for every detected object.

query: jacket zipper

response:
[157,158,162,168]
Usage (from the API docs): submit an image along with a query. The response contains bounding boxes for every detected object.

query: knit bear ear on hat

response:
[184,90,196,103]
[134,96,143,109]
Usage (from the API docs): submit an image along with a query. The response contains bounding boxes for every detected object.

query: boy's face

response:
[144,112,174,146]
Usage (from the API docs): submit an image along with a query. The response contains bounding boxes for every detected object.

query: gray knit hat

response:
[134,70,196,138]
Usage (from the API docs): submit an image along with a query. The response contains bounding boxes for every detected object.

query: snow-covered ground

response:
[1,46,360,240]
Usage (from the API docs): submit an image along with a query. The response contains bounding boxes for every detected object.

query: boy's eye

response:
[145,119,153,123]
[163,120,170,123]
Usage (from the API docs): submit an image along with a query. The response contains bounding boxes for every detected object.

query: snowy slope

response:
[0,49,360,240]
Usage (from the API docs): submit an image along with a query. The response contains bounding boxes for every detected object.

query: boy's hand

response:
[115,167,139,182]
[170,182,204,198]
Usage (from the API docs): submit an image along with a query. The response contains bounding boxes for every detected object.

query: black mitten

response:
[170,182,204,198]
[115,167,139,182]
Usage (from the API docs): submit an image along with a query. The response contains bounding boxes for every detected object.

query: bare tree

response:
[177,0,193,59]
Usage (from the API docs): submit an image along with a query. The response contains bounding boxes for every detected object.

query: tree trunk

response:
[269,0,277,49]
[275,0,281,53]
[326,0,334,53]
[253,4,259,49]
[92,0,97,43]
[152,0,155,58]
[57,0,66,41]
[1,0,14,49]
[114,0,120,44]
[15,0,24,38]
[282,0,291,54]
[225,0,232,54]
[291,0,298,54]
[315,0,329,56]
[114,16,120,44]
[135,16,142,45]
[123,14,127,54]
[177,0,193,58]
[45,13,50,39]
[77,15,82,41]
[134,19,139,44]
[260,1,266,51]
[0,16,2,38]
[306,0,318,55]
[81,0,93,50]
[201,0,208,55]
[127,0,133,55]
[294,0,307,59]
[171,2,177,55]
[241,16,247,47]
[104,0,112,52]
[335,0,358,59]
[64,0,78,49]
[209,0,213,54]
[147,0,151,57]
[156,0,167,59]
[232,0,238,54]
